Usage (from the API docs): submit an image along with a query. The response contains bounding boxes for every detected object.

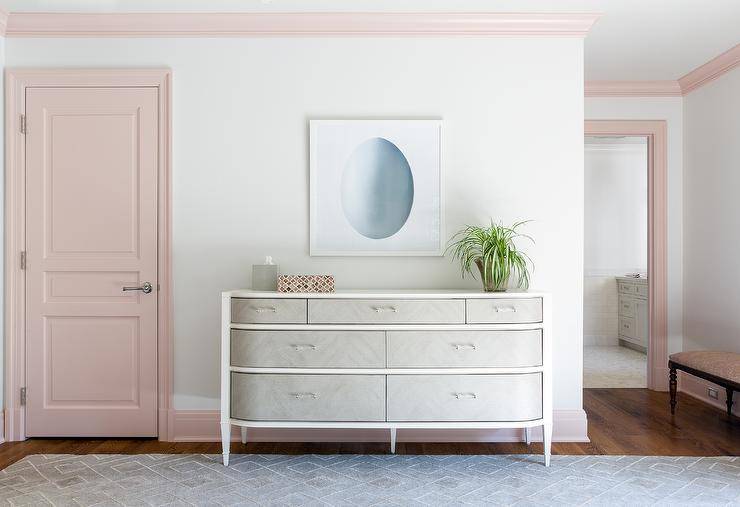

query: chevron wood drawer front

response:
[387,330,542,368]
[230,329,385,368]
[231,373,385,422]
[386,373,543,422]
[308,298,465,324]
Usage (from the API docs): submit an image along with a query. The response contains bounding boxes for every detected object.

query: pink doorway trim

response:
[4,68,173,441]
[584,120,669,392]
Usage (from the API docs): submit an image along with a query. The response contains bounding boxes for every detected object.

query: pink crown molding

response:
[587,43,740,98]
[585,80,682,97]
[678,43,740,95]
[3,12,600,38]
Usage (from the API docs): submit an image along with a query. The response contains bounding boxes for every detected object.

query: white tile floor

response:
[584,345,647,388]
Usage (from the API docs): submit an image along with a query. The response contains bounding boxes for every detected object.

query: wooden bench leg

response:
[726,388,734,418]
[669,367,678,415]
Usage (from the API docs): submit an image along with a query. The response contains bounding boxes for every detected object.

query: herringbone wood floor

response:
[0,389,736,471]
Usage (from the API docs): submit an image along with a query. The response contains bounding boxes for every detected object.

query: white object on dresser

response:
[616,277,648,351]
[220,290,552,466]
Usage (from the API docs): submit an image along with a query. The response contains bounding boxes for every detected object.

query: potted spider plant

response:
[446,220,533,292]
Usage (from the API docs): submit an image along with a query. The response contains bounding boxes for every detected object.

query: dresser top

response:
[224,289,548,299]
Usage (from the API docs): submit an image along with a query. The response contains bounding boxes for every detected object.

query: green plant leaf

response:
[444,219,534,291]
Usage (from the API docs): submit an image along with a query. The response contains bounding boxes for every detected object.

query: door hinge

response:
[20,251,26,270]
[20,114,26,135]
[20,387,26,406]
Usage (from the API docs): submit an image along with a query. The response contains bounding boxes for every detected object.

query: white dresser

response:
[616,277,648,351]
[220,290,552,466]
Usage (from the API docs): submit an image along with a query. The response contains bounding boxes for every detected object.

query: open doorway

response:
[584,120,668,392]
[584,135,648,388]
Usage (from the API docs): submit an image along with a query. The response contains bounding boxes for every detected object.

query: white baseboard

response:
[170,409,589,443]
[678,372,738,416]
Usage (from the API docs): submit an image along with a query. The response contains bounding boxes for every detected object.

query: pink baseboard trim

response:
[0,411,5,445]
[170,409,589,443]
[3,12,599,38]
[679,43,740,95]
[585,80,682,97]
[678,372,738,417]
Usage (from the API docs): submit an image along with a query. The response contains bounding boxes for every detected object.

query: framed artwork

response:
[310,119,443,256]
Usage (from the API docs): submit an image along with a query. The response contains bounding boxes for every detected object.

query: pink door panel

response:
[25,87,159,437]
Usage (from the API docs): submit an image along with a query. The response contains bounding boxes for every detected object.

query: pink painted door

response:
[25,87,159,437]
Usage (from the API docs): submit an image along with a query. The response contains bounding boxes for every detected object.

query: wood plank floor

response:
[0,389,736,470]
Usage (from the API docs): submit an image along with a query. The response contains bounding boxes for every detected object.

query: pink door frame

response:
[584,120,669,392]
[4,68,173,441]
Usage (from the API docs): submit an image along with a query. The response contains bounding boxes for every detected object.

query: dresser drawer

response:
[618,281,648,298]
[387,374,542,422]
[231,330,385,368]
[231,373,385,421]
[465,298,542,324]
[308,299,464,324]
[619,295,636,318]
[387,330,542,368]
[619,316,636,338]
[231,298,307,324]
[635,283,648,298]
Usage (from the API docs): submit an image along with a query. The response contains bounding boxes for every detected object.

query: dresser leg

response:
[390,428,397,454]
[240,427,248,445]
[524,427,531,445]
[221,422,231,466]
[543,422,552,467]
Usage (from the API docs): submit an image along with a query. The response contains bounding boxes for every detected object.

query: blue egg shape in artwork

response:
[341,137,414,240]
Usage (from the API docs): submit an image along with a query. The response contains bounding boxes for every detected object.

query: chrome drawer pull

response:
[453,392,477,400]
[292,392,318,400]
[372,306,398,313]
[493,306,517,313]
[453,344,476,351]
[254,306,277,313]
[291,344,317,351]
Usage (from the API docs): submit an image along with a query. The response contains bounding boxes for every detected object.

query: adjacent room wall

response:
[584,138,648,346]
[683,66,740,354]
[682,66,740,416]
[585,97,683,356]
[6,37,587,433]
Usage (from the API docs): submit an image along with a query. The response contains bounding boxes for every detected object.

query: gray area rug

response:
[0,454,738,506]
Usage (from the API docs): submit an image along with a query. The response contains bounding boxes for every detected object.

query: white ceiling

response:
[1,0,738,81]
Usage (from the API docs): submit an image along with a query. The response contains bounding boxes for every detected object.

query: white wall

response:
[683,67,740,354]
[585,97,683,355]
[583,139,647,346]
[7,37,586,416]
[584,140,648,275]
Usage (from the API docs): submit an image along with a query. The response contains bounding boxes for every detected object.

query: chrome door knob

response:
[122,282,153,294]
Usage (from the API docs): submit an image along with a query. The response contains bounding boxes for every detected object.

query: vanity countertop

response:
[615,276,647,283]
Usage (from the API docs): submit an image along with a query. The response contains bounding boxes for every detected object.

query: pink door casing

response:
[25,87,159,436]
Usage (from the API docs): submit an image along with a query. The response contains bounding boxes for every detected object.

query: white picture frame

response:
[310,119,444,256]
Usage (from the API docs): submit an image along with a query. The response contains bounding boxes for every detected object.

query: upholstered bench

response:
[668,351,740,417]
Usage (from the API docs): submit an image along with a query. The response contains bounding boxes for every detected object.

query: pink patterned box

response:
[277,275,335,293]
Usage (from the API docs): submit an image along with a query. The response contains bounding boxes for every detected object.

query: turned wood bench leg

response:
[726,388,734,417]
[669,366,678,415]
